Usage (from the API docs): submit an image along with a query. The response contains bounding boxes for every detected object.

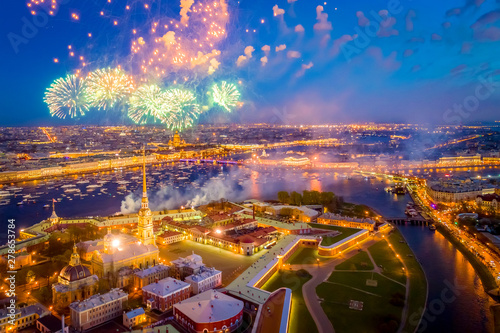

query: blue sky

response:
[1,0,500,126]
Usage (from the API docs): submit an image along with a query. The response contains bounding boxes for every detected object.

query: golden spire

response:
[142,147,147,196]
[141,146,149,208]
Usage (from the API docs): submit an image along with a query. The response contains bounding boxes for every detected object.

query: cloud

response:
[446,8,461,17]
[365,47,401,72]
[403,49,414,57]
[236,55,247,67]
[244,46,255,57]
[261,56,268,66]
[208,58,220,75]
[331,34,353,57]
[261,45,271,54]
[474,26,500,41]
[450,64,467,75]
[287,50,301,58]
[295,24,305,33]
[273,5,285,16]
[314,5,332,30]
[180,0,195,25]
[287,0,298,2]
[461,42,472,54]
[236,46,255,67]
[377,11,398,37]
[191,49,221,67]
[276,44,287,52]
[161,31,177,48]
[431,33,442,41]
[356,11,369,27]
[409,37,425,43]
[471,10,500,41]
[320,34,331,47]
[138,37,146,45]
[405,10,416,32]
[296,62,313,77]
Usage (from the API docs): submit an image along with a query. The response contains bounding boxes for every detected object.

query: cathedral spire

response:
[138,146,154,246]
[142,146,147,197]
[69,242,80,266]
[50,198,58,219]
[141,147,149,209]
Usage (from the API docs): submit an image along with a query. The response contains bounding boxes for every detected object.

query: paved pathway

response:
[287,232,388,333]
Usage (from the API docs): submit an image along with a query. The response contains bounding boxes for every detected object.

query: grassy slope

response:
[261,269,318,333]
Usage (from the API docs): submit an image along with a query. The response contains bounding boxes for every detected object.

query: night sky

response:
[1,0,500,126]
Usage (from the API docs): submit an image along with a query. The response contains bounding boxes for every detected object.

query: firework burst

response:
[212,81,240,112]
[44,74,89,119]
[163,89,201,131]
[86,68,135,110]
[128,85,171,124]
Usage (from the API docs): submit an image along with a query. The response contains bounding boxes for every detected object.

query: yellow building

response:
[0,304,50,333]
[91,155,159,278]
[168,131,186,147]
[52,244,99,308]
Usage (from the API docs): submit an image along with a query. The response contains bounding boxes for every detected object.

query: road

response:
[408,183,500,289]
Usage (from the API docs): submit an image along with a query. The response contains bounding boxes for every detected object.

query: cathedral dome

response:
[59,264,92,282]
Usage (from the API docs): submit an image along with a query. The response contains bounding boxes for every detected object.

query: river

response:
[1,162,499,332]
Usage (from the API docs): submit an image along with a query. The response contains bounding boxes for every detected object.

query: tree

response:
[280,207,293,217]
[26,270,36,285]
[320,192,335,205]
[290,191,302,206]
[302,190,312,205]
[67,226,81,243]
[37,286,52,304]
[277,191,290,204]
[310,191,321,204]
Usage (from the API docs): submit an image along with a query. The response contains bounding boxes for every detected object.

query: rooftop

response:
[134,264,170,278]
[158,231,183,238]
[319,213,376,225]
[173,290,243,323]
[69,289,128,312]
[185,267,222,283]
[37,314,63,332]
[142,277,190,297]
[225,235,320,304]
[125,307,145,319]
[0,303,50,320]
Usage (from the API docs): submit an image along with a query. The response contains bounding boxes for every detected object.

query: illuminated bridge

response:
[179,158,243,165]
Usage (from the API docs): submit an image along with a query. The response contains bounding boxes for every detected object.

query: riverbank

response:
[388,228,428,333]
[436,224,500,332]
[436,224,497,292]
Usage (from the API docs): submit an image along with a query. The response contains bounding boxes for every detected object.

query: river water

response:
[1,162,499,332]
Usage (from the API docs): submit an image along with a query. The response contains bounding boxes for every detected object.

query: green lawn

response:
[261,269,318,333]
[387,230,427,333]
[309,224,361,246]
[318,271,405,333]
[368,239,407,284]
[285,247,332,265]
[335,250,374,271]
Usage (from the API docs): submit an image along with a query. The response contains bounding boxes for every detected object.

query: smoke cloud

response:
[120,168,276,214]
[276,44,287,52]
[314,6,332,30]
[287,50,301,58]
[273,5,285,16]
[295,24,305,33]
